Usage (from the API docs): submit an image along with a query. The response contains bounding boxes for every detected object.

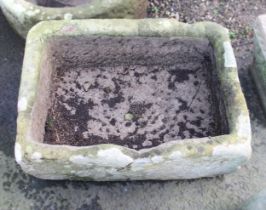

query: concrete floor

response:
[1,10,266,210]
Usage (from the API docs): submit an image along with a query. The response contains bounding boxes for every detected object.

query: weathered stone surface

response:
[0,0,147,38]
[241,189,266,210]
[253,15,266,114]
[16,19,251,181]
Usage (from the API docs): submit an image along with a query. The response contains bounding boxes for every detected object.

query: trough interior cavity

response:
[33,36,228,150]
[26,0,90,7]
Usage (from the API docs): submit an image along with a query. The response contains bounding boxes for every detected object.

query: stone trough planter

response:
[16,19,251,181]
[0,0,147,38]
[253,15,266,113]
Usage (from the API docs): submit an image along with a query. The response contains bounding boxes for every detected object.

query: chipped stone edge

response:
[15,19,251,181]
[0,0,147,38]
[223,41,237,68]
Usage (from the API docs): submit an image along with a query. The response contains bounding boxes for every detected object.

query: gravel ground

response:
[1,1,266,210]
[148,0,178,18]
[148,0,265,48]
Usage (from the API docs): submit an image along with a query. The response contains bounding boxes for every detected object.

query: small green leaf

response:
[229,31,237,39]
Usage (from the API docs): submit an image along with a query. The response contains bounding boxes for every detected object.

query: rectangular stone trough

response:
[16,19,251,181]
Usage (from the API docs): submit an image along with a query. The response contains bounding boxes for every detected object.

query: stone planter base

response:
[16,19,251,181]
[253,15,266,114]
[0,0,147,38]
[241,189,266,210]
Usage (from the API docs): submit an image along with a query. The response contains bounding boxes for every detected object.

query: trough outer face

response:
[16,19,251,181]
[0,0,147,38]
[253,15,266,114]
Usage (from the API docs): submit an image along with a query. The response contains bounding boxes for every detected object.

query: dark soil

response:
[27,0,90,7]
[43,36,227,149]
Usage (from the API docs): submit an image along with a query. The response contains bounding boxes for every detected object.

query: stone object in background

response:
[253,15,266,114]
[0,0,147,38]
[240,189,266,210]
